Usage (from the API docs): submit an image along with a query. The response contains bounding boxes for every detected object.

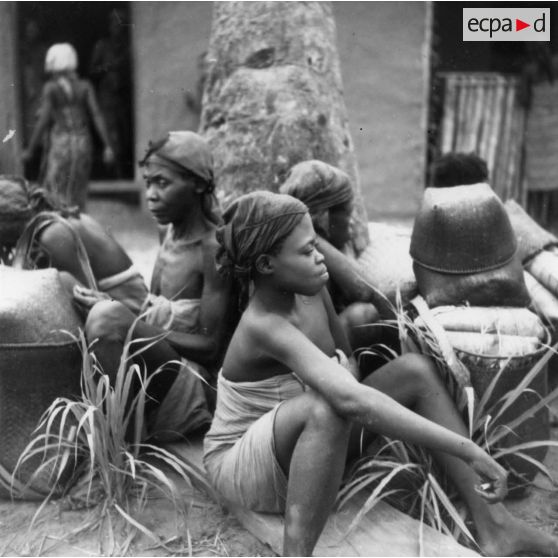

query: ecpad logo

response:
[463,8,550,41]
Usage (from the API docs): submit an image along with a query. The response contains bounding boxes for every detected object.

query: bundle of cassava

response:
[411,299,550,496]
[506,199,558,326]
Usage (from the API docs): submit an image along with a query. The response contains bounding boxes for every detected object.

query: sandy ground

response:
[1,195,558,557]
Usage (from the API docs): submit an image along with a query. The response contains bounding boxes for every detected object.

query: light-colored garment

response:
[141,293,201,333]
[204,372,305,512]
[203,350,348,513]
[141,293,211,440]
[97,265,148,314]
[38,79,98,209]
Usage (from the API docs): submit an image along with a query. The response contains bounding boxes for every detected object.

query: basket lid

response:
[410,184,517,274]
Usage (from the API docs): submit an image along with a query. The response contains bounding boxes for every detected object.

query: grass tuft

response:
[12,322,213,555]
[339,291,558,549]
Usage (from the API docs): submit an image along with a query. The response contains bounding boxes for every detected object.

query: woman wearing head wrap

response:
[76,131,234,442]
[280,160,389,346]
[0,175,147,313]
[22,43,114,210]
[203,190,558,558]
[279,159,354,250]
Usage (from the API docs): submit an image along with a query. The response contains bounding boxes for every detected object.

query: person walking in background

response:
[22,43,114,210]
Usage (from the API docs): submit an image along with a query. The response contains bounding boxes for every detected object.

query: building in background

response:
[2,2,555,222]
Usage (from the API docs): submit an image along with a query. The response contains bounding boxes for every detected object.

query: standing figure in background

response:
[22,43,114,211]
[89,9,132,178]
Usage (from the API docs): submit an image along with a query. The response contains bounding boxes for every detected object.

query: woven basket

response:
[455,336,549,498]
[0,341,82,499]
[413,255,531,309]
[0,267,84,499]
[408,297,550,498]
[410,184,517,274]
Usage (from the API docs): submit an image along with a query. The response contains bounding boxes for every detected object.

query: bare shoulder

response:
[244,306,294,352]
[74,214,106,236]
[39,220,73,248]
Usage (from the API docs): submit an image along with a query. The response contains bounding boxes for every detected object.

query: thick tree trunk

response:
[200,1,369,253]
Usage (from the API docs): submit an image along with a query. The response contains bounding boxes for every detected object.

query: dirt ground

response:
[2,196,558,557]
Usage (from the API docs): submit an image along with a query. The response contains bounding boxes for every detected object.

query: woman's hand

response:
[73,285,111,309]
[468,446,508,503]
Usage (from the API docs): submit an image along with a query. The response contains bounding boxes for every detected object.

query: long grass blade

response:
[490,346,555,423]
[113,503,160,543]
[488,383,558,447]
[427,474,476,545]
[344,463,417,535]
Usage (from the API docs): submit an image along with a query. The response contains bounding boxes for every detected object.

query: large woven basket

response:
[0,341,82,499]
[0,267,84,499]
[407,297,550,498]
[455,338,550,497]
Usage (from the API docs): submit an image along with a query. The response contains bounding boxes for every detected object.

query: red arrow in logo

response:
[516,18,531,31]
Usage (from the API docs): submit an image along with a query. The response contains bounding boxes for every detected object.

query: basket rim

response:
[0,339,80,350]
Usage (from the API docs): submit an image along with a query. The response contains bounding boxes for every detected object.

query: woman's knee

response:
[396,353,441,392]
[305,392,350,435]
[85,299,132,343]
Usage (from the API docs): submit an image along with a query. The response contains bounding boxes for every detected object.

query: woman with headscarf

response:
[203,190,558,558]
[22,43,114,210]
[280,160,391,347]
[76,131,234,441]
[0,175,148,314]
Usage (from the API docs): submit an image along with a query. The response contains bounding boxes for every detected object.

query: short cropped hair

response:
[430,152,489,187]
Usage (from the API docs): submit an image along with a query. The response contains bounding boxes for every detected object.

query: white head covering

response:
[45,43,78,73]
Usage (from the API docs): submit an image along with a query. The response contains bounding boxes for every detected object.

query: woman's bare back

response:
[41,213,132,280]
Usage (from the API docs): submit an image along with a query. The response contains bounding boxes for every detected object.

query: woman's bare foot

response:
[478,506,558,557]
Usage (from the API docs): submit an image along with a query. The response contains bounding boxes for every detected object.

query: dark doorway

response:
[17,2,135,181]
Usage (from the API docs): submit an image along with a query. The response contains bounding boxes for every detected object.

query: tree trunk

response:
[200,1,369,253]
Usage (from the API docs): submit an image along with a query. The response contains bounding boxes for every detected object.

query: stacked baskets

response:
[409,184,550,495]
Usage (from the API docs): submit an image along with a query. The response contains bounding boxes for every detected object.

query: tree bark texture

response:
[200,1,369,252]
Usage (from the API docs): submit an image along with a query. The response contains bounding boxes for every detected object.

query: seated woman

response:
[0,175,147,313]
[203,191,558,557]
[78,131,234,442]
[279,160,392,348]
